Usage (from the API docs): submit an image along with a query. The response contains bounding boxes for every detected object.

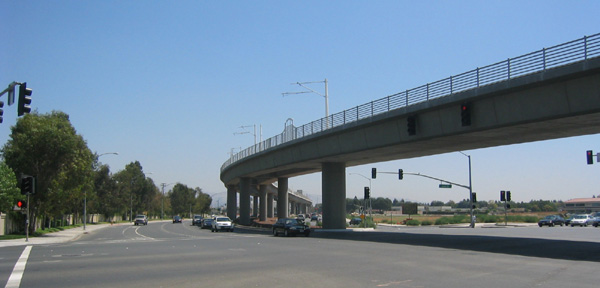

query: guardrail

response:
[222,33,600,172]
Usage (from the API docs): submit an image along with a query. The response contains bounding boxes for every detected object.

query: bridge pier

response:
[267,193,274,218]
[277,177,289,218]
[259,185,268,221]
[322,162,346,229]
[226,184,237,221]
[239,178,251,225]
[252,195,259,217]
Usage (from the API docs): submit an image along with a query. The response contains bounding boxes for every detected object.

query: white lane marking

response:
[5,245,32,288]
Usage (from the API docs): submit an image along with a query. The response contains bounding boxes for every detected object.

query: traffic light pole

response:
[385,170,475,227]
[26,193,30,242]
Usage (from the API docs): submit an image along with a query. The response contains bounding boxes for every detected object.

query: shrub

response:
[405,219,420,226]
[421,220,433,226]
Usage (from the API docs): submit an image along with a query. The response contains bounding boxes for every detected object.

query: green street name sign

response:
[439,184,452,188]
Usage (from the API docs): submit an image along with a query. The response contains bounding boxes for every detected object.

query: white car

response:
[570,214,593,227]
[211,216,234,232]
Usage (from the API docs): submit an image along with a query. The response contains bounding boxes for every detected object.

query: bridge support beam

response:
[259,185,268,221]
[277,177,289,218]
[267,193,274,218]
[239,178,251,225]
[226,184,237,221]
[322,162,346,229]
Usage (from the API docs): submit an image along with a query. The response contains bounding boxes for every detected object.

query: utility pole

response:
[282,79,329,128]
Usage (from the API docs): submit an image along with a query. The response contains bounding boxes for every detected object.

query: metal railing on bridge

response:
[222,33,600,172]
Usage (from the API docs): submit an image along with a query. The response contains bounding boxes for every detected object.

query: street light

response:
[85,152,118,230]
[282,79,330,128]
[458,151,474,228]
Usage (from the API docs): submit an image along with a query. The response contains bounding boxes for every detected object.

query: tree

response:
[2,111,94,233]
[93,164,120,219]
[112,161,155,220]
[0,162,22,213]
[169,183,196,216]
[372,197,392,211]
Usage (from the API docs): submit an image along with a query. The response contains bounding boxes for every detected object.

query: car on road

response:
[200,218,213,229]
[273,218,310,237]
[173,215,183,223]
[134,215,148,226]
[537,215,565,227]
[192,215,203,226]
[349,217,362,225]
[211,216,234,232]
[570,214,593,227]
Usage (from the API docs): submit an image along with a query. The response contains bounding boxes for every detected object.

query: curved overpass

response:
[221,34,600,228]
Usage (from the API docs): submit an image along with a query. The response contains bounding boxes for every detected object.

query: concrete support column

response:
[322,162,346,229]
[226,185,237,221]
[259,185,268,221]
[277,177,289,218]
[239,178,251,225]
[267,193,274,218]
[252,196,259,217]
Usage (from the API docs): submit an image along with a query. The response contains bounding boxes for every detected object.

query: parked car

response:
[564,216,574,226]
[134,215,148,226]
[591,217,600,227]
[273,218,310,237]
[201,218,213,229]
[570,214,593,227]
[349,217,362,225]
[296,214,306,221]
[211,216,234,232]
[192,215,203,226]
[173,215,182,223]
[537,215,565,227]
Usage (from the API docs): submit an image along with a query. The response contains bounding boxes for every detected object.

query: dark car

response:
[173,215,182,223]
[538,215,565,227]
[192,215,203,226]
[272,218,310,237]
[349,217,362,225]
[201,218,213,229]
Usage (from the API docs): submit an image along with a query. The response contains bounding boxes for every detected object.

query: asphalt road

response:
[2,221,600,288]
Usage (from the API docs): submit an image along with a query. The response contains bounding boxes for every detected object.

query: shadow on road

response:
[310,230,600,262]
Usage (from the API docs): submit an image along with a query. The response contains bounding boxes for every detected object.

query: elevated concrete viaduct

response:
[222,35,600,228]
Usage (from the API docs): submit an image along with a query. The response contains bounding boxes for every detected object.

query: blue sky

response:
[2,1,599,206]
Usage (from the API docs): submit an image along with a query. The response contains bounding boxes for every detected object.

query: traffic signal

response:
[407,116,416,136]
[461,103,471,126]
[17,200,26,209]
[587,150,594,165]
[398,169,403,180]
[18,82,32,116]
[0,101,3,123]
[506,191,511,202]
[20,176,34,195]
[472,192,477,202]
[500,190,506,201]
[371,168,376,179]
[364,187,370,199]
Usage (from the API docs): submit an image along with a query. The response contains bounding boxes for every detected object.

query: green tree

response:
[92,164,120,219]
[372,197,392,211]
[169,183,196,216]
[2,111,94,233]
[0,162,22,213]
[112,161,155,220]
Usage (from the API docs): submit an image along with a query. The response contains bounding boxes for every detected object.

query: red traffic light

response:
[587,150,594,165]
[17,200,25,208]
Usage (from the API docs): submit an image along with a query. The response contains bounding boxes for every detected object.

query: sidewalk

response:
[0,224,111,248]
